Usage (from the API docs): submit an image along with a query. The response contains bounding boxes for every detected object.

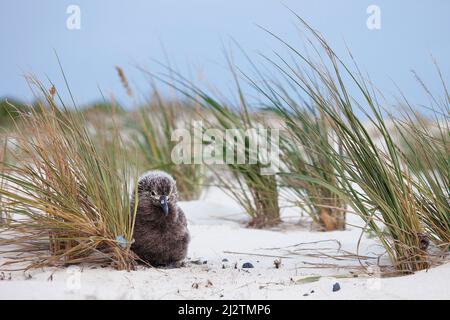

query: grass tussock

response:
[205,106,281,228]
[157,68,281,228]
[0,77,138,271]
[248,15,448,271]
[277,107,346,231]
[394,71,450,249]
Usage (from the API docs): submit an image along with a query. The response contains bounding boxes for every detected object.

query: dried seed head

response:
[115,66,133,97]
[49,85,56,99]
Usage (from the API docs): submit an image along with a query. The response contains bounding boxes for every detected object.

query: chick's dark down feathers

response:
[130,171,190,266]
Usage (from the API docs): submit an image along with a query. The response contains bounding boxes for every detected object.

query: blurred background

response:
[1,0,449,108]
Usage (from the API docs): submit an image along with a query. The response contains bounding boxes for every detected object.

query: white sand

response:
[0,187,448,300]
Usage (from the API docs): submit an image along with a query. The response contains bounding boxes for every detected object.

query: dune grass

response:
[0,98,32,127]
[393,72,449,249]
[277,106,346,231]
[154,67,281,227]
[243,15,448,271]
[396,115,449,250]
[202,105,281,228]
[0,77,139,271]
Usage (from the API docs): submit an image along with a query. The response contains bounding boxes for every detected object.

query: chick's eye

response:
[150,191,156,196]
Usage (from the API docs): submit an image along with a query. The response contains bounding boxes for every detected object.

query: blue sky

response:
[1,0,449,108]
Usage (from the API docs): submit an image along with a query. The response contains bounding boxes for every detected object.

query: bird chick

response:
[130,170,190,267]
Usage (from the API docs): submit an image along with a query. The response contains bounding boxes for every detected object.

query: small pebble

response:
[242,262,254,268]
[332,282,341,292]
[191,258,207,265]
[303,293,309,297]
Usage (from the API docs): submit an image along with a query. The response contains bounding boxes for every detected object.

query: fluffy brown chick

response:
[130,171,190,267]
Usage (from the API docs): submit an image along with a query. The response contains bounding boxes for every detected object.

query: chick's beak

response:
[159,195,169,216]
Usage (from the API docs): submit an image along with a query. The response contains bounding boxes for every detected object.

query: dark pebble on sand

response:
[242,262,254,268]
[191,259,205,265]
[332,282,341,292]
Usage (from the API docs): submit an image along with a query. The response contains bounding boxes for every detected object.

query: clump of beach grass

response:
[0,77,139,271]
[205,106,281,228]
[156,66,281,228]
[393,69,449,249]
[277,105,346,231]
[212,44,346,231]
[250,15,446,272]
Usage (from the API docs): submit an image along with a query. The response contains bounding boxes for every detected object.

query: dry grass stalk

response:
[115,66,134,98]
